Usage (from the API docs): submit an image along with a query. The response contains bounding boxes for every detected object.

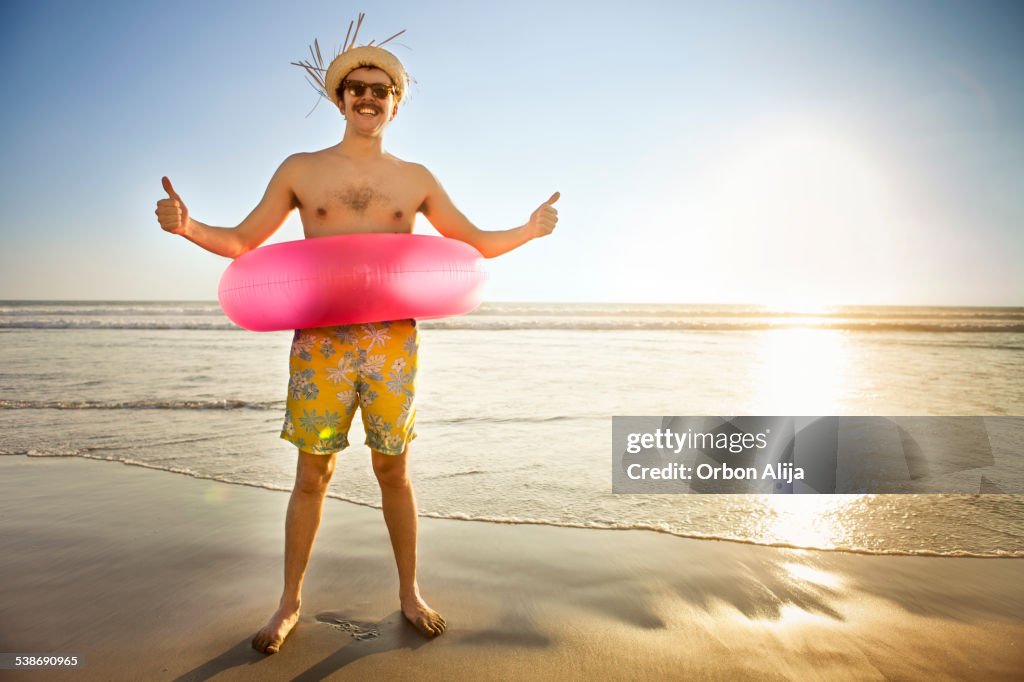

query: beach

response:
[2,302,1023,679]
[2,454,1022,680]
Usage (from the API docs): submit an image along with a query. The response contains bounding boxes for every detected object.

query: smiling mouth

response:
[355,105,381,116]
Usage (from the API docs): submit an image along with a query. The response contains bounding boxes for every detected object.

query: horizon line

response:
[1,299,1022,311]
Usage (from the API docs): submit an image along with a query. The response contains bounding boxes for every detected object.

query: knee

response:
[296,451,335,494]
[296,473,332,495]
[372,456,409,489]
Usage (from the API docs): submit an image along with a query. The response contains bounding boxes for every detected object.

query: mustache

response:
[352,101,383,114]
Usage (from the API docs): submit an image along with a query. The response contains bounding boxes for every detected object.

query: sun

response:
[692,123,903,307]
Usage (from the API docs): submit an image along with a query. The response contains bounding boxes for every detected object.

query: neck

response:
[337,127,386,159]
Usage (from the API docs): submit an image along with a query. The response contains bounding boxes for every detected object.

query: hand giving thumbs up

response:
[526,191,560,239]
[155,176,190,236]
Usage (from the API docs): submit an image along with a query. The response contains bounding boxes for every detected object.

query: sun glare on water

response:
[754,495,856,550]
[746,328,852,414]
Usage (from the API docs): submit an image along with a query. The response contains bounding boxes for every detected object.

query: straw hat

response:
[292,14,410,111]
[324,45,408,106]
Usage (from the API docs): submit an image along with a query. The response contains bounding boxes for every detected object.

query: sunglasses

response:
[342,80,398,100]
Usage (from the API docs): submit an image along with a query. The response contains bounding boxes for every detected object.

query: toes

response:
[402,604,447,637]
[421,615,446,637]
[252,628,283,655]
[428,611,446,632]
[408,614,436,637]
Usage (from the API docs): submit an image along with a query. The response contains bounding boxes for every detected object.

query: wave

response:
[0,320,242,330]
[424,319,1024,333]
[410,512,1024,559]
[3,302,1022,332]
[432,415,592,425]
[0,306,225,317]
[4,451,1021,558]
[0,399,281,411]
[3,318,1023,332]
[5,301,1021,318]
[467,304,1024,321]
[0,400,589,419]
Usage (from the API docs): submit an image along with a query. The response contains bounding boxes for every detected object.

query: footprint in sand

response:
[315,612,381,641]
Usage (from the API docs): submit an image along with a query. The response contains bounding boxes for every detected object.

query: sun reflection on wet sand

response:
[748,603,836,630]
[779,561,842,589]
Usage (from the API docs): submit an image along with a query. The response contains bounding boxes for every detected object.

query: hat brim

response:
[324,46,408,106]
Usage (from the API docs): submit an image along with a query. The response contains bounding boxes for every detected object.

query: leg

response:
[252,449,336,654]
[372,448,446,636]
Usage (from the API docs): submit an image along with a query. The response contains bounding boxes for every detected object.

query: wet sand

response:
[1,455,1021,681]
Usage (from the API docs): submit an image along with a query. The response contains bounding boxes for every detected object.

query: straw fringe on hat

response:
[291,13,410,115]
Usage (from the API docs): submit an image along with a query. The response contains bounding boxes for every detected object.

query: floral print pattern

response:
[281,320,418,456]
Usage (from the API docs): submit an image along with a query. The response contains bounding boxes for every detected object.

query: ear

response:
[390,104,399,121]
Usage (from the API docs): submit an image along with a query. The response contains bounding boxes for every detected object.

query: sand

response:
[1,455,1021,681]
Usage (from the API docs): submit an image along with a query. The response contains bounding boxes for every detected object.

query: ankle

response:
[279,596,302,612]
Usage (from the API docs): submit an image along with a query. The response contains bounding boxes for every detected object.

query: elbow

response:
[438,227,491,258]
[464,226,495,259]
[231,233,255,259]
[476,243,496,259]
[472,242,499,259]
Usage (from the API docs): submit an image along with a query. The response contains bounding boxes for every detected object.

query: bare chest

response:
[293,158,426,237]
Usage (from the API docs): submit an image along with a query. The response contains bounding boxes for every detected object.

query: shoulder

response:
[270,152,310,178]
[282,151,318,169]
[262,154,313,200]
[399,160,441,189]
[274,151,328,182]
[380,154,439,188]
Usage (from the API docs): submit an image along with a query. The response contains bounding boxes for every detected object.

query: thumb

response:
[162,176,181,201]
[545,191,560,206]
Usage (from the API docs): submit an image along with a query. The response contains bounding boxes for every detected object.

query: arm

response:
[417,166,559,259]
[156,155,301,259]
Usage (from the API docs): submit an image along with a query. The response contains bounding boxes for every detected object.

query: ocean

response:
[2,301,1022,557]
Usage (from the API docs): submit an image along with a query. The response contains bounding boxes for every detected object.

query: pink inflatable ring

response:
[218,234,487,331]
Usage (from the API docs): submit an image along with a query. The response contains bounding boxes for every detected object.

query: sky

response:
[1,0,1021,306]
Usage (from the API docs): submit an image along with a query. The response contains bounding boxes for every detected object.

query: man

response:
[155,28,559,655]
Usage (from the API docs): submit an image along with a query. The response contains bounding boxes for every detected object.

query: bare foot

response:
[401,593,446,637]
[252,603,301,655]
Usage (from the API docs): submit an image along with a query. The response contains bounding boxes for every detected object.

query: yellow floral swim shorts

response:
[280,319,418,456]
